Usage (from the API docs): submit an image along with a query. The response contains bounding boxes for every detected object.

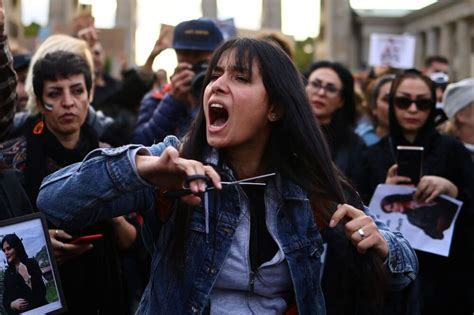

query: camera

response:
[191,61,209,98]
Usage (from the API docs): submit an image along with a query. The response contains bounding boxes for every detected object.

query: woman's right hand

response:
[11,298,28,311]
[385,164,412,185]
[49,229,93,266]
[169,62,195,103]
[136,147,222,206]
[414,175,458,202]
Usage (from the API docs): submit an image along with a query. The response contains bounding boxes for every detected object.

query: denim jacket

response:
[38,136,418,315]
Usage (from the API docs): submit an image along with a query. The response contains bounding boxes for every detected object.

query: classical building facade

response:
[317,0,474,79]
[6,0,471,78]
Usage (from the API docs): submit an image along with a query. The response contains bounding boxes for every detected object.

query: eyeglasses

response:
[308,80,340,97]
[393,96,433,111]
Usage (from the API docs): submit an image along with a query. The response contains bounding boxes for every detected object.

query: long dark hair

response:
[380,193,414,213]
[388,69,437,149]
[175,38,386,310]
[1,234,28,266]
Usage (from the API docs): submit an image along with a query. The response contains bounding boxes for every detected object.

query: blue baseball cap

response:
[172,18,224,52]
[13,53,32,71]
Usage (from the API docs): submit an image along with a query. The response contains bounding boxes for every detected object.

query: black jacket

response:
[0,169,33,220]
[2,258,47,314]
[363,133,474,314]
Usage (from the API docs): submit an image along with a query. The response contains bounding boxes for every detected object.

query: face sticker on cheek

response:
[43,102,54,111]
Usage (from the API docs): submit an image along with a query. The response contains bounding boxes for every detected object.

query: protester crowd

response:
[0,2,472,314]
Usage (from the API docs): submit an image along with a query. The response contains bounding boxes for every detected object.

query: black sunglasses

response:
[393,96,433,111]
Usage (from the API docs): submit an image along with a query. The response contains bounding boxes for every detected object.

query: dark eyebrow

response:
[46,82,84,90]
[312,78,337,87]
[70,83,85,89]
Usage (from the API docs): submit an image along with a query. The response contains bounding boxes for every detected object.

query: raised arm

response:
[37,136,221,231]
[37,144,158,231]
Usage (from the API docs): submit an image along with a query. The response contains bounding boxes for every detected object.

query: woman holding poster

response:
[363,69,474,314]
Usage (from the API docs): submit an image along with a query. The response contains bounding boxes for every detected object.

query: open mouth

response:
[209,104,229,129]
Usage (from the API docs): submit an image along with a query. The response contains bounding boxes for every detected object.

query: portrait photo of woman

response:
[1,234,47,314]
[380,193,458,240]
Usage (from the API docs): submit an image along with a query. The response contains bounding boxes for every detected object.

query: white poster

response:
[368,184,462,257]
[368,33,416,69]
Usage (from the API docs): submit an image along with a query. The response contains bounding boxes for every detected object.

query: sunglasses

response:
[392,96,433,111]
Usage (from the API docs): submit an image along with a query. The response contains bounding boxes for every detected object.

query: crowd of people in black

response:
[0,1,473,314]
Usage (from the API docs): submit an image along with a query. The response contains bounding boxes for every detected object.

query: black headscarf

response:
[388,70,438,152]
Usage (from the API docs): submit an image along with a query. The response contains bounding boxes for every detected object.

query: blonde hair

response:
[25,34,94,114]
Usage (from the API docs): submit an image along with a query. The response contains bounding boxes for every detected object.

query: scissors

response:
[163,172,276,199]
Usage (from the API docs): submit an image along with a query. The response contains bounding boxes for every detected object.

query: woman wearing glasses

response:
[363,70,473,314]
[304,61,367,194]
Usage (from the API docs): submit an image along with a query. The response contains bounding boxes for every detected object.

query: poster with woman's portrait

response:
[0,213,65,314]
[368,184,462,257]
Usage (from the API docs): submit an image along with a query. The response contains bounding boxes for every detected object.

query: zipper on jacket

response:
[249,270,255,294]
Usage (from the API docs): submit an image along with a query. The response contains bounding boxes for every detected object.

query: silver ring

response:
[357,228,365,238]
[55,229,59,236]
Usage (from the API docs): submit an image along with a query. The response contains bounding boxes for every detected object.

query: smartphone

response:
[69,234,103,245]
[396,146,424,184]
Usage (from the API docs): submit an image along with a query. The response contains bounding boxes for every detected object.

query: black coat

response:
[321,124,367,194]
[2,258,47,314]
[363,133,474,314]
[0,169,33,220]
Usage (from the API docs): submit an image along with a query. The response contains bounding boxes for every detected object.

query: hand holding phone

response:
[396,146,424,184]
[69,234,103,245]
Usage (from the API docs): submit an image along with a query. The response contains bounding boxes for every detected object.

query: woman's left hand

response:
[17,262,30,280]
[330,204,388,259]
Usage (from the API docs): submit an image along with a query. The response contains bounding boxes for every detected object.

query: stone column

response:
[4,0,23,39]
[261,0,281,30]
[439,23,453,62]
[325,0,353,67]
[415,32,425,70]
[455,18,471,79]
[116,0,136,66]
[202,0,218,18]
[48,0,78,32]
[425,28,438,57]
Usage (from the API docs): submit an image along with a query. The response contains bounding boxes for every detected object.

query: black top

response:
[2,258,47,314]
[0,169,33,221]
[321,123,367,196]
[242,185,278,271]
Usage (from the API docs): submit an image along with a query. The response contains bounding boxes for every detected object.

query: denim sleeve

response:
[37,136,180,231]
[130,93,188,146]
[366,207,419,291]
